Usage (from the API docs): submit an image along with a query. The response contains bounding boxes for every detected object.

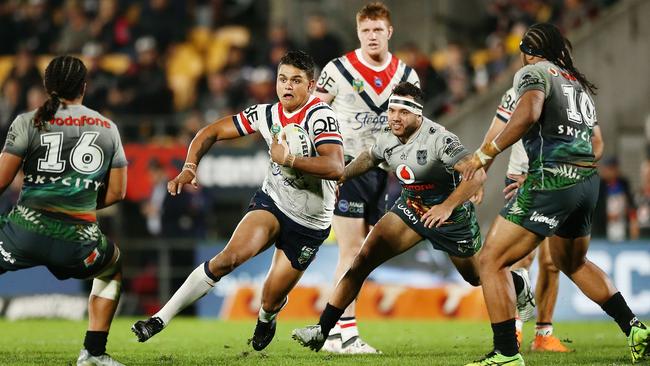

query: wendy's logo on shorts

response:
[83,248,100,267]
[396,164,415,184]
[297,246,316,265]
[416,150,427,165]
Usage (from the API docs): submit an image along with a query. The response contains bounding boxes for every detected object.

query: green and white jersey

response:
[513,60,598,190]
[370,118,471,221]
[3,104,127,228]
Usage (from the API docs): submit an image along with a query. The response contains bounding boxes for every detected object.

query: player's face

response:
[388,104,420,138]
[357,18,393,58]
[276,64,314,112]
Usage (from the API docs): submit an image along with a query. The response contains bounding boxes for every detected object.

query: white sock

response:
[535,323,553,336]
[328,322,342,339]
[515,317,523,332]
[339,317,359,344]
[154,262,217,325]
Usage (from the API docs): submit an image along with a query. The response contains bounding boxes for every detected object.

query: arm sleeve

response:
[110,123,128,168]
[315,61,338,96]
[2,114,30,157]
[308,105,343,148]
[433,130,470,170]
[232,104,262,136]
[513,63,552,99]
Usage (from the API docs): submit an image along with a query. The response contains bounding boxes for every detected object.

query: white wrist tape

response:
[474,149,494,166]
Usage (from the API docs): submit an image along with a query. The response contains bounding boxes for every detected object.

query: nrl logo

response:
[352,79,364,93]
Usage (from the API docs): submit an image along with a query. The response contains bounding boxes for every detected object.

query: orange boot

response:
[531,334,571,352]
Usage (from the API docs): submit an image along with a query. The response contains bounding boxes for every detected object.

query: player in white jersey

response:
[314,2,419,353]
[131,51,344,351]
[292,82,534,353]
[478,87,603,351]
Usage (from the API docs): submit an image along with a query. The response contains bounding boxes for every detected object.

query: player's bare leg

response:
[250,248,305,351]
[324,215,371,353]
[293,212,422,352]
[548,234,648,362]
[531,239,569,352]
[79,246,124,366]
[132,211,279,342]
[471,216,541,363]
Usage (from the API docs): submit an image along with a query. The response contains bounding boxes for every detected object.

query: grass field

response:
[0,318,640,365]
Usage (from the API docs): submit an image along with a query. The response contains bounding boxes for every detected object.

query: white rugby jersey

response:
[496,87,528,175]
[316,49,420,158]
[232,95,343,230]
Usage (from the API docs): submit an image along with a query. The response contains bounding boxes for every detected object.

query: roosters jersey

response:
[231,96,343,230]
[495,87,529,176]
[316,49,420,158]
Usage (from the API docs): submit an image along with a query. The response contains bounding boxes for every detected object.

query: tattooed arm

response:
[341,150,381,183]
[168,116,243,195]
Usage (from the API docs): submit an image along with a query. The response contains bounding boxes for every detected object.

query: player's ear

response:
[387,25,393,40]
[308,79,315,93]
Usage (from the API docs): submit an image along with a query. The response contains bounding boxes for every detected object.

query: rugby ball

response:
[280,123,312,178]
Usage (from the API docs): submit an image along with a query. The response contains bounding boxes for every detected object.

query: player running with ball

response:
[132,51,344,351]
[292,82,534,352]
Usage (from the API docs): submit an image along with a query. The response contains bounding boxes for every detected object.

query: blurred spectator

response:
[0,78,21,143]
[142,159,168,237]
[593,157,639,241]
[25,84,46,111]
[8,46,42,113]
[242,66,276,107]
[108,36,173,115]
[55,1,92,54]
[82,42,116,113]
[0,2,19,54]
[89,0,132,53]
[399,42,448,117]
[305,13,343,69]
[196,71,235,123]
[635,161,650,239]
[136,0,188,53]
[439,43,475,110]
[13,0,58,54]
[251,22,297,66]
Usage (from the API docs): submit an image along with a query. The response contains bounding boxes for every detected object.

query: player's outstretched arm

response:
[341,150,379,183]
[592,125,604,162]
[97,167,127,209]
[422,155,487,228]
[168,116,243,195]
[0,152,22,197]
[480,116,507,173]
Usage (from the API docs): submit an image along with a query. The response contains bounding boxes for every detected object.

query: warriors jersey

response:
[513,61,598,190]
[2,105,127,225]
[370,118,471,220]
[496,87,528,175]
[316,49,420,158]
[232,96,343,230]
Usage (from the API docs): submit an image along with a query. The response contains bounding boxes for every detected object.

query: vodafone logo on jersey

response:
[396,164,415,184]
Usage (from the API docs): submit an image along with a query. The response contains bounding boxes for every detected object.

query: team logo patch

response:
[83,248,100,267]
[352,79,364,93]
[396,164,415,184]
[443,136,464,158]
[416,150,427,165]
[429,127,437,134]
[373,76,382,88]
[548,67,559,77]
[338,199,349,213]
[297,246,317,265]
[384,148,393,160]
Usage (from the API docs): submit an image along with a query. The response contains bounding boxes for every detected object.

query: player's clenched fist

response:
[168,162,199,195]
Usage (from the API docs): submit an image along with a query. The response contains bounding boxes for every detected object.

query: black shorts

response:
[248,190,330,271]
[390,197,482,258]
[500,173,599,238]
[334,167,389,225]
[0,219,115,280]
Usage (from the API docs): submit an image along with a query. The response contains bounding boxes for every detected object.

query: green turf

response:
[0,318,639,365]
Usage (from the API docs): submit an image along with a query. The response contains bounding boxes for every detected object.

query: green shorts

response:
[500,173,599,238]
[0,218,115,280]
[390,197,482,258]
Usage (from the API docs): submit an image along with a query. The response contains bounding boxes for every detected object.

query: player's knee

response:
[478,249,496,271]
[90,277,121,301]
[539,255,559,274]
[213,251,246,274]
[463,274,481,287]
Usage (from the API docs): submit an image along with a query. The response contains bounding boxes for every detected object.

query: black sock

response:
[318,303,345,337]
[511,271,524,295]
[492,319,518,356]
[601,292,641,336]
[84,331,108,356]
